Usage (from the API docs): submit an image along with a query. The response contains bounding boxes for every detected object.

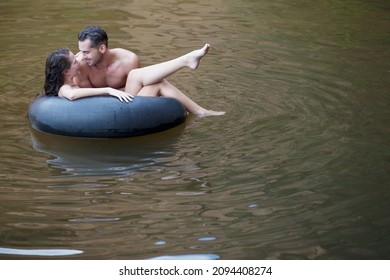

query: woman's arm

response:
[59,85,133,102]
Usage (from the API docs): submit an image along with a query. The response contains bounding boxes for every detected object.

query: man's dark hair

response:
[78,26,108,48]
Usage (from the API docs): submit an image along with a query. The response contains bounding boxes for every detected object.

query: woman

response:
[44,45,225,116]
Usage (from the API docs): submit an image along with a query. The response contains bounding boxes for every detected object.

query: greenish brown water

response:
[0,0,389,259]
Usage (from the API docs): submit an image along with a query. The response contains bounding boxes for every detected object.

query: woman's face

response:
[67,52,80,79]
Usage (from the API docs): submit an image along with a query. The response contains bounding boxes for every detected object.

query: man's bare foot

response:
[187,43,210,70]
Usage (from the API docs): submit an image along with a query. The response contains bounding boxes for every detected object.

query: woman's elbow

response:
[61,93,78,101]
[68,94,78,100]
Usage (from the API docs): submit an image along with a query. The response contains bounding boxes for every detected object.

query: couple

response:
[44,26,225,116]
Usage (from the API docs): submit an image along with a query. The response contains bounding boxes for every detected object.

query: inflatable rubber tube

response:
[28,95,187,138]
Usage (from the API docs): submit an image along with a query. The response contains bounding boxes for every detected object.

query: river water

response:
[0,0,389,259]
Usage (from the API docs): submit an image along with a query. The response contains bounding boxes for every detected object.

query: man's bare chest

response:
[88,67,127,89]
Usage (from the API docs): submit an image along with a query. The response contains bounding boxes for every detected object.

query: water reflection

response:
[0,247,83,257]
[30,121,187,177]
[147,253,219,260]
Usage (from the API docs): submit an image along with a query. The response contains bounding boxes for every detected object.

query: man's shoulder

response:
[111,48,140,68]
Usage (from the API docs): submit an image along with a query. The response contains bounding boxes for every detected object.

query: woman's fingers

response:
[119,92,133,103]
[123,93,133,102]
[109,89,134,102]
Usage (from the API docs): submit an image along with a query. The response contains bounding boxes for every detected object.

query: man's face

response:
[78,39,103,67]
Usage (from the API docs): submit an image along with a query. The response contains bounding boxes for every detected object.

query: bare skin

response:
[59,52,133,102]
[74,40,225,116]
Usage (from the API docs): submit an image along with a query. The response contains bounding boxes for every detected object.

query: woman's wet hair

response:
[44,48,70,96]
[78,25,108,48]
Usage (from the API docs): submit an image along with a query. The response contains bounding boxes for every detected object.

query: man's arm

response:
[122,50,141,72]
[115,50,141,90]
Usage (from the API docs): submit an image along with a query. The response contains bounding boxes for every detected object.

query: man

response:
[74,26,224,116]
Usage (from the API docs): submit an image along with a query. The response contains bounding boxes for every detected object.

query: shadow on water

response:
[29,119,191,177]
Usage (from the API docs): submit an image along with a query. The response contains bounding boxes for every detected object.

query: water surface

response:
[0,0,389,259]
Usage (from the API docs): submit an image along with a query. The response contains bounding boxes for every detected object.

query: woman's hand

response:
[75,51,83,63]
[107,88,134,102]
